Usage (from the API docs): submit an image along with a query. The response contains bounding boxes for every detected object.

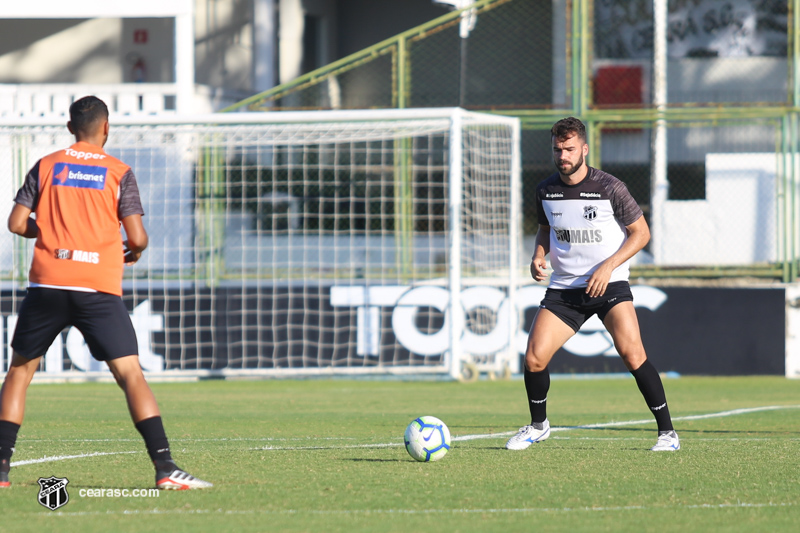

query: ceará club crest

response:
[37,476,70,511]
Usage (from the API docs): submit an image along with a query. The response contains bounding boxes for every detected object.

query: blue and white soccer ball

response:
[404,416,451,462]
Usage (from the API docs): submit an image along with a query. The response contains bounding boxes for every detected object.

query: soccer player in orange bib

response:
[0,96,212,489]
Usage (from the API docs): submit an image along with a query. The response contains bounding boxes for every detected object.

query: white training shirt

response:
[535,167,643,289]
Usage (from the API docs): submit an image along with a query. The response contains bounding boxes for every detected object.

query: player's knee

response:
[524,351,547,373]
[114,371,148,394]
[619,349,647,371]
[108,361,144,390]
[5,353,40,382]
[109,368,128,389]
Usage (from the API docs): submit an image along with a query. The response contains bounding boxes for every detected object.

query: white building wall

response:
[660,153,777,266]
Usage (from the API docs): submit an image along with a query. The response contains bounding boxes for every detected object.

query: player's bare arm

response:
[121,214,148,265]
[585,215,650,298]
[530,225,550,282]
[7,203,37,239]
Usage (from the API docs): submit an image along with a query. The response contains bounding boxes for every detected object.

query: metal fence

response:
[223,0,800,282]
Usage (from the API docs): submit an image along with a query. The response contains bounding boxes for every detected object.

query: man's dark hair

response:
[551,117,586,143]
[69,96,109,136]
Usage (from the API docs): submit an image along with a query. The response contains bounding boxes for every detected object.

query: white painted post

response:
[253,0,277,94]
[507,117,522,374]
[174,6,195,114]
[448,109,465,380]
[651,0,669,263]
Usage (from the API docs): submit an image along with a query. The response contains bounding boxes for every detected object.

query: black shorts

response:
[11,288,138,362]
[539,281,634,333]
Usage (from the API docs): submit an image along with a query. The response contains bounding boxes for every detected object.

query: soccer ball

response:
[404,416,451,462]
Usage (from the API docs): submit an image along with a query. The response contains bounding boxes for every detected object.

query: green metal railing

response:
[197,137,227,285]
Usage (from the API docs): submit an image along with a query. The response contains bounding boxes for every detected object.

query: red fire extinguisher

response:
[132,57,146,83]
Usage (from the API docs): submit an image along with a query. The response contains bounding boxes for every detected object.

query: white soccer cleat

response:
[651,430,680,451]
[156,462,213,490]
[505,419,551,450]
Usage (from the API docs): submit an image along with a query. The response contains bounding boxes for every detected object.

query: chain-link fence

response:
[225,0,800,281]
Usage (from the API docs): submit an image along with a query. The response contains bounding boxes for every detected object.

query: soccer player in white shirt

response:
[505,117,679,452]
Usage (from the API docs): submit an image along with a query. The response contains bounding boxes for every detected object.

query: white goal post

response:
[0,108,521,381]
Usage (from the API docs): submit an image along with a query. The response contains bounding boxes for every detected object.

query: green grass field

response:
[1,376,799,532]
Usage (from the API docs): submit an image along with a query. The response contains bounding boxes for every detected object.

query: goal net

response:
[0,108,521,380]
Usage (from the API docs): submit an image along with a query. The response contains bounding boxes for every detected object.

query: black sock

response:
[524,367,550,425]
[631,359,674,432]
[134,416,172,462]
[154,459,178,475]
[0,420,20,463]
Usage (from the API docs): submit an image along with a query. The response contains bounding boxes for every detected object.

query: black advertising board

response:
[540,287,785,376]
[0,285,785,376]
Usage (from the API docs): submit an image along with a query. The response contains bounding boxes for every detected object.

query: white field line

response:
[258,404,800,449]
[19,436,361,443]
[41,501,797,518]
[12,404,800,464]
[11,451,140,467]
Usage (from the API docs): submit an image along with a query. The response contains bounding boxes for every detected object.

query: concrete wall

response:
[195,0,255,92]
[0,19,123,83]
